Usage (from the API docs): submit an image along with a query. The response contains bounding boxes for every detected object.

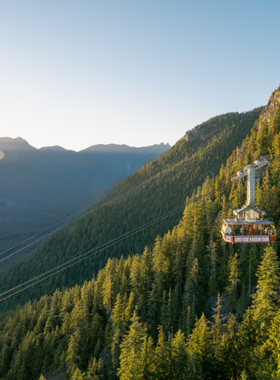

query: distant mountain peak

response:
[40,145,67,152]
[82,143,171,153]
[0,137,35,151]
[0,137,28,144]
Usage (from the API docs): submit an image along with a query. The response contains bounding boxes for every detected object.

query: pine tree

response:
[261,308,280,376]
[66,329,81,377]
[141,336,155,380]
[212,293,226,349]
[170,330,188,379]
[227,253,239,313]
[208,239,218,296]
[71,367,85,380]
[117,312,147,380]
[87,357,105,379]
[237,284,249,318]
[221,314,239,379]
[240,369,249,380]
[160,290,168,335]
[236,308,256,375]
[187,313,213,378]
[147,284,158,340]
[110,293,124,372]
[166,288,174,334]
[154,326,171,379]
[251,246,280,342]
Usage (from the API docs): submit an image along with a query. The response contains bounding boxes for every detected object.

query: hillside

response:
[0,140,168,259]
[0,107,263,310]
[0,88,280,379]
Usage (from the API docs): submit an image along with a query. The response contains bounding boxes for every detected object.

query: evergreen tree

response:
[154,326,171,379]
[141,336,155,380]
[118,312,147,380]
[187,313,213,378]
[240,369,249,380]
[251,246,280,342]
[227,253,239,313]
[66,329,81,378]
[71,367,86,380]
[0,94,280,380]
[236,308,257,375]
[212,293,226,349]
[110,293,124,372]
[87,357,105,380]
[261,308,280,377]
[207,239,218,296]
[170,330,200,380]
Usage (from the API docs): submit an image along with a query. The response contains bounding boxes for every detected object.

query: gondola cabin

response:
[221,219,276,243]
[221,160,277,244]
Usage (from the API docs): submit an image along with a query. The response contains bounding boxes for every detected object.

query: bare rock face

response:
[261,87,280,123]
[184,121,218,142]
[185,128,205,142]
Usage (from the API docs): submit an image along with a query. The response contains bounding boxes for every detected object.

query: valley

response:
[0,88,280,379]
[0,140,169,266]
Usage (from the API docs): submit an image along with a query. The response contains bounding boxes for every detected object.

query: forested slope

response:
[0,88,280,379]
[0,140,169,259]
[0,108,263,310]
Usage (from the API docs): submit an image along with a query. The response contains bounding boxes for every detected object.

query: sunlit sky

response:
[0,1,279,151]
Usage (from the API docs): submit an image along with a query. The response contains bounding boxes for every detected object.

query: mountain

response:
[0,139,168,260]
[0,106,263,310]
[0,88,280,380]
[0,137,116,207]
[83,143,171,175]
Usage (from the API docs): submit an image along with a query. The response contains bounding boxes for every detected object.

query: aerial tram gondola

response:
[221,159,276,244]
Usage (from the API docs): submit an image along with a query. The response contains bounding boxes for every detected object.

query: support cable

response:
[0,179,230,303]
[1,88,276,261]
[0,145,168,259]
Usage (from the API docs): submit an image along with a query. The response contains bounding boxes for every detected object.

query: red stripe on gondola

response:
[222,235,276,243]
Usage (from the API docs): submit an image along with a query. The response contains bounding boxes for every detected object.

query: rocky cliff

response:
[261,86,280,122]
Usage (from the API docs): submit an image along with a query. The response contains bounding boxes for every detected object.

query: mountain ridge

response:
[0,139,169,262]
[1,89,280,379]
[0,137,170,153]
[0,106,263,310]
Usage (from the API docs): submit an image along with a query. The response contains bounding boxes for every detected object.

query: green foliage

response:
[0,108,263,310]
[117,312,147,380]
[227,253,240,312]
[1,92,280,379]
[251,246,280,342]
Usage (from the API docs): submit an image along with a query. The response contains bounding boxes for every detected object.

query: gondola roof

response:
[224,219,274,226]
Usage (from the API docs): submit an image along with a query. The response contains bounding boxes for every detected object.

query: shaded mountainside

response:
[1,88,280,380]
[0,140,168,259]
[0,138,116,259]
[82,143,171,175]
[0,138,116,205]
[0,107,263,310]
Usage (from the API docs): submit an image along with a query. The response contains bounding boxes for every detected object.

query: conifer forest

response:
[1,87,280,380]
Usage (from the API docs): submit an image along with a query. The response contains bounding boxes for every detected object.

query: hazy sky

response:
[0,1,279,151]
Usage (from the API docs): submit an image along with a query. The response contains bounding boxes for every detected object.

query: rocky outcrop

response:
[185,127,207,142]
[232,88,280,165]
[184,124,217,142]
[261,87,280,123]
